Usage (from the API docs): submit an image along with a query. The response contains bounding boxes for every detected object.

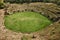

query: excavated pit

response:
[0,2,60,40]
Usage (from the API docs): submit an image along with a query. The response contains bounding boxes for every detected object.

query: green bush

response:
[44,0,60,5]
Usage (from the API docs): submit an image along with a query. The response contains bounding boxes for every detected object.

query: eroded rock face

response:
[4,3,60,21]
[0,9,4,26]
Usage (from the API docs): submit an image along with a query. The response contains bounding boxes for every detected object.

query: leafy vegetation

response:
[4,12,51,33]
[4,0,60,5]
[0,0,4,9]
[44,0,60,5]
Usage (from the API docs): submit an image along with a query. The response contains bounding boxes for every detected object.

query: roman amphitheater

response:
[0,2,60,40]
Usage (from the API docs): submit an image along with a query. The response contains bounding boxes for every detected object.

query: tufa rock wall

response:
[0,9,4,26]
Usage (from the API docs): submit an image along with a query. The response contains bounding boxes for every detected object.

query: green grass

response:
[4,12,52,33]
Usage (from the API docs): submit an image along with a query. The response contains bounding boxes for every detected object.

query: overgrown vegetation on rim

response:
[4,0,60,5]
[4,12,52,33]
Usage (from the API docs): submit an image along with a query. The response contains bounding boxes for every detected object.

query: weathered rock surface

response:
[4,2,60,21]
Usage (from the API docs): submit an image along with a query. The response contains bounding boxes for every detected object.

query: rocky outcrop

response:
[0,9,4,26]
[4,2,60,21]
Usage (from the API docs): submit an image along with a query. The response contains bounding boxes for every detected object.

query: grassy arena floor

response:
[4,12,52,33]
